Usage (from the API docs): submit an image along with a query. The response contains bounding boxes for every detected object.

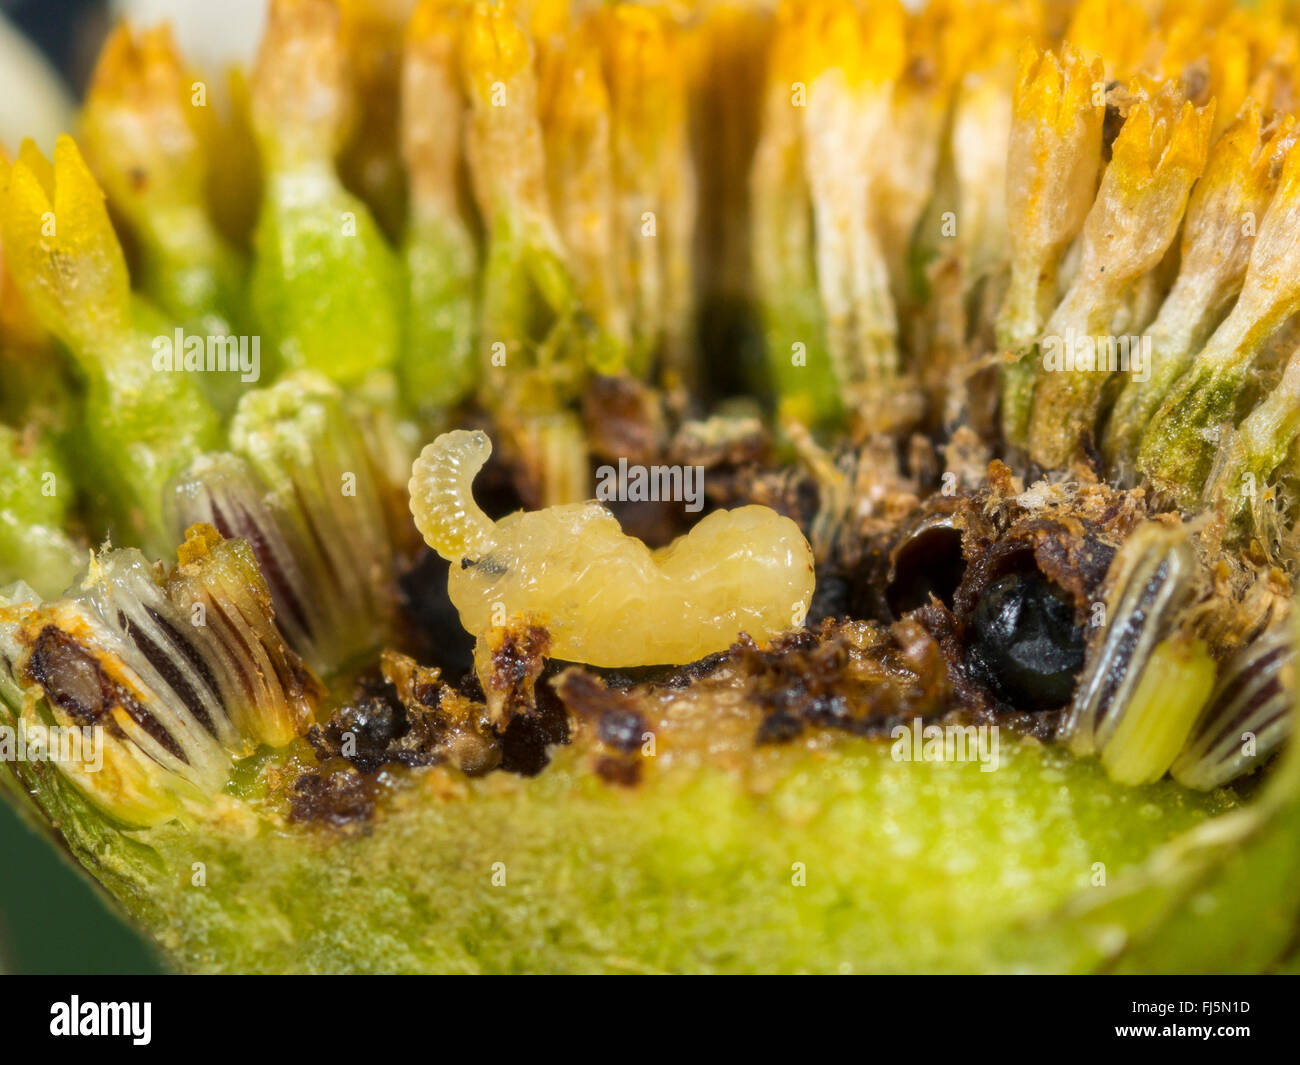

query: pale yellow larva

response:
[408,430,817,667]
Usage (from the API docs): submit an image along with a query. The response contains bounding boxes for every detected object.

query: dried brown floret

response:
[288,766,376,828]
[306,651,501,777]
[553,668,646,785]
[739,618,952,743]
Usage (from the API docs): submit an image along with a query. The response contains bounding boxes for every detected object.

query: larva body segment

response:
[409,431,816,668]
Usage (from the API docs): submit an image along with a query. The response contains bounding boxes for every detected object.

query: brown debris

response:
[592,755,642,787]
[553,668,648,786]
[288,766,376,828]
[293,639,576,821]
[950,473,1148,623]
[735,617,953,744]
[496,672,570,777]
[669,413,770,470]
[307,652,501,777]
[583,374,668,464]
[668,413,785,519]
[1187,540,1291,660]
[477,621,551,727]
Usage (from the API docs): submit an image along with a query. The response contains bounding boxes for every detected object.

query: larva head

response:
[409,429,498,564]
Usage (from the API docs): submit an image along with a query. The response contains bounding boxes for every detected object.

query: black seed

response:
[965,573,1085,711]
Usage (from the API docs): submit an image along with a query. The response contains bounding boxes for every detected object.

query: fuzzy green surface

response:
[81,733,1237,974]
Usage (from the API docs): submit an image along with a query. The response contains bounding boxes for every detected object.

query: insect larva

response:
[1171,624,1293,790]
[408,430,816,668]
